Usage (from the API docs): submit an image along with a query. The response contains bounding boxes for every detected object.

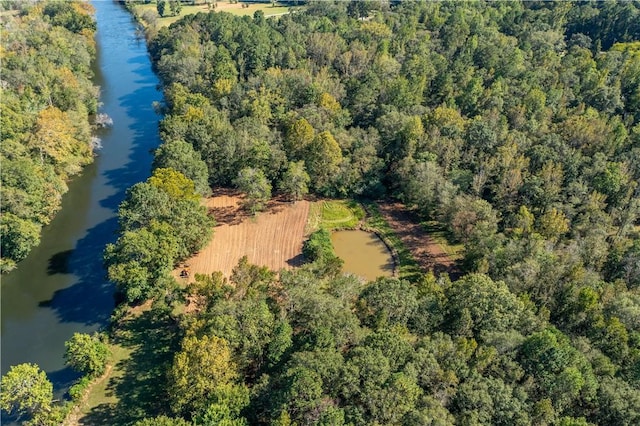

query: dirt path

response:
[376,201,460,279]
[63,364,114,426]
[175,189,310,281]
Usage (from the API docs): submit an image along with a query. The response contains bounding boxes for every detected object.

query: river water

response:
[1,0,162,396]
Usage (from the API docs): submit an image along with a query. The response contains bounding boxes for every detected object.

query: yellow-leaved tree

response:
[169,335,248,421]
[30,106,92,177]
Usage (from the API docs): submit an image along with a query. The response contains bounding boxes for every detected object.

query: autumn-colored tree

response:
[285,118,315,160]
[169,335,247,418]
[537,207,569,241]
[305,130,343,194]
[149,168,200,202]
[31,106,92,177]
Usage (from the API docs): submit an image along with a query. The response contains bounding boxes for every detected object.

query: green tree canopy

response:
[234,167,272,213]
[0,363,53,421]
[64,332,109,378]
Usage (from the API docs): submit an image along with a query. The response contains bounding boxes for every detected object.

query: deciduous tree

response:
[169,335,242,416]
[0,363,53,422]
[64,332,109,378]
[234,167,272,213]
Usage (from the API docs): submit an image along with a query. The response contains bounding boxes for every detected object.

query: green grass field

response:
[71,306,179,424]
[78,344,132,411]
[135,1,291,28]
[306,199,366,233]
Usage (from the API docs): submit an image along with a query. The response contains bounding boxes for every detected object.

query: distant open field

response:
[174,189,310,281]
[135,1,291,27]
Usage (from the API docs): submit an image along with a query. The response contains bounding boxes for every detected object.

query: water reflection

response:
[0,1,162,406]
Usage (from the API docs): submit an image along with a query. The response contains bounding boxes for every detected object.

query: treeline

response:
[104,167,214,303]
[0,0,99,272]
[128,258,640,425]
[129,1,640,424]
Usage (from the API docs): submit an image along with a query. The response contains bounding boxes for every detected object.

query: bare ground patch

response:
[175,189,310,281]
[376,201,461,279]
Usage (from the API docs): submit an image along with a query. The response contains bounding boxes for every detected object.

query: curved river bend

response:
[1,0,162,395]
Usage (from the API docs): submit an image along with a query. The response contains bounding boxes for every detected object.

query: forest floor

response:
[173,188,310,282]
[376,201,463,280]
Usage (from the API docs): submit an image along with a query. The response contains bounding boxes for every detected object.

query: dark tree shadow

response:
[48,366,82,399]
[47,250,74,275]
[80,307,180,425]
[43,218,119,328]
[286,253,306,268]
[45,50,163,330]
[211,205,248,226]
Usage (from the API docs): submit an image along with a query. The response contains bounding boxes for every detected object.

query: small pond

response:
[331,230,394,282]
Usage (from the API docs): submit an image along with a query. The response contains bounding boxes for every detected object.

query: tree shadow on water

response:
[48,366,82,399]
[43,218,119,333]
[43,57,163,330]
[99,68,162,203]
[47,250,74,275]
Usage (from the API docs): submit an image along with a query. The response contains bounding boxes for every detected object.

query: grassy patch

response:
[307,200,366,233]
[215,3,290,17]
[306,200,423,280]
[78,344,132,412]
[74,306,180,424]
[134,1,291,28]
[421,220,464,261]
[363,202,422,280]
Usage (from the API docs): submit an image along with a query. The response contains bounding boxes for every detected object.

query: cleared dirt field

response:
[376,202,461,279]
[175,189,310,282]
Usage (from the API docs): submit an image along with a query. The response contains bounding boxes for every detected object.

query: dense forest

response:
[149,0,638,423]
[0,0,100,272]
[2,0,640,425]
[111,1,640,424]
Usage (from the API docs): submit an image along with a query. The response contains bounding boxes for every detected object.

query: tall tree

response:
[305,130,343,194]
[64,332,109,378]
[153,140,211,196]
[234,167,272,213]
[0,363,53,423]
[169,335,247,419]
[279,161,310,201]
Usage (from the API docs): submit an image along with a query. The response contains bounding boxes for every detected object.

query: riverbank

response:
[2,2,164,422]
[0,2,100,274]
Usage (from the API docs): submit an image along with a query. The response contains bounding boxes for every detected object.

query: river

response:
[0,0,162,399]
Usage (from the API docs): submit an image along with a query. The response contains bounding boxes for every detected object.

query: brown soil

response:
[376,201,461,279]
[174,189,310,282]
